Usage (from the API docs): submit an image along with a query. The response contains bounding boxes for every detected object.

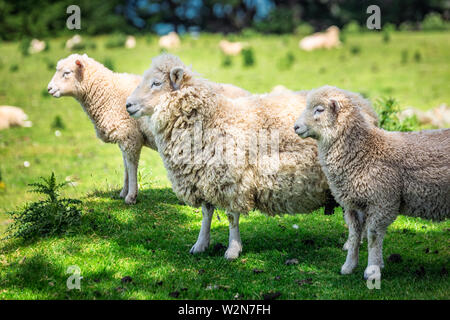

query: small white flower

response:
[23,161,30,167]
[292,224,299,229]
[55,130,61,137]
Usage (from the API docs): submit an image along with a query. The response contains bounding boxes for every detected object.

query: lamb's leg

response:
[341,209,363,274]
[190,203,214,254]
[224,211,242,260]
[364,211,395,279]
[343,219,367,251]
[119,150,129,199]
[124,147,141,205]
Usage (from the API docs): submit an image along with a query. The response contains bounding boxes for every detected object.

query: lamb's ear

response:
[329,99,341,114]
[74,60,84,81]
[170,67,184,90]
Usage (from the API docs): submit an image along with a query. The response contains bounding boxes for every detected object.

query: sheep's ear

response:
[170,67,184,89]
[74,60,83,81]
[329,99,340,114]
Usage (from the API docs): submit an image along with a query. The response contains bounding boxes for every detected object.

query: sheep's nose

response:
[47,85,52,92]
[126,102,132,109]
[294,124,300,132]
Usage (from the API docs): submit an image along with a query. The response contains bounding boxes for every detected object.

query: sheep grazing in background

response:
[219,40,245,56]
[47,54,156,204]
[295,85,450,279]
[29,39,46,54]
[159,32,180,50]
[0,106,32,130]
[125,54,378,260]
[125,36,136,49]
[398,105,450,128]
[65,34,82,50]
[299,26,341,51]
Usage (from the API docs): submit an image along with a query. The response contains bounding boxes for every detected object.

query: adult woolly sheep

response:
[294,85,450,279]
[47,54,250,204]
[125,54,378,260]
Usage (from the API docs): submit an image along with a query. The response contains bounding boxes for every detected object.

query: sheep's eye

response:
[151,81,162,88]
[314,106,325,115]
[63,71,71,77]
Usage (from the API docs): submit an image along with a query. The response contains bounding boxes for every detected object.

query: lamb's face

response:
[126,65,185,119]
[47,56,83,98]
[294,87,343,141]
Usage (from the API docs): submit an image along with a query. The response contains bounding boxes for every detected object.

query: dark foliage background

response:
[0,0,448,40]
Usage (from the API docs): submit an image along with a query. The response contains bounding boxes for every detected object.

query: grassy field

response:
[0,32,449,299]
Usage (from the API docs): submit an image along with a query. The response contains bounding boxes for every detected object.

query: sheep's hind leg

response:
[190,203,214,254]
[341,209,363,274]
[364,209,396,279]
[224,211,242,260]
[119,150,129,199]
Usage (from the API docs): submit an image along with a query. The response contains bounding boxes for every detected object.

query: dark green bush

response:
[105,33,127,48]
[278,52,295,70]
[103,57,115,71]
[350,45,361,55]
[10,64,19,72]
[422,12,450,31]
[375,97,420,132]
[221,55,232,68]
[4,173,82,240]
[414,51,422,62]
[51,115,66,130]
[241,48,255,67]
[19,38,31,56]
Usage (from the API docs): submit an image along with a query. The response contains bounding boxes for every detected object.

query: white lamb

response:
[159,32,180,50]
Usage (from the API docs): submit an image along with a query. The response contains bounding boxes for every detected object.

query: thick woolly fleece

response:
[127,55,378,259]
[297,85,450,279]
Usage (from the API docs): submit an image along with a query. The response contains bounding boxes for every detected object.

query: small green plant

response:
[103,57,115,71]
[4,172,82,240]
[0,168,5,191]
[10,64,19,72]
[295,23,314,36]
[221,55,232,68]
[414,51,422,62]
[343,20,361,34]
[375,97,419,132]
[401,49,409,64]
[382,31,391,43]
[105,33,127,49]
[350,45,361,55]
[278,52,295,70]
[241,48,255,67]
[51,115,65,130]
[18,38,31,56]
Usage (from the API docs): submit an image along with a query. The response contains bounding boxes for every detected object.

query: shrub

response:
[422,12,450,31]
[51,115,65,130]
[343,21,361,34]
[0,168,5,191]
[103,57,115,71]
[10,64,19,72]
[382,31,391,43]
[241,48,255,67]
[399,22,415,31]
[350,45,361,55]
[278,52,295,70]
[105,33,127,48]
[401,49,408,64]
[295,23,314,36]
[221,55,232,68]
[4,172,82,240]
[414,51,422,62]
[19,38,31,56]
[375,97,420,132]
[241,28,259,38]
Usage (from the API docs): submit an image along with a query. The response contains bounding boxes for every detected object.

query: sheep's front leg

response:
[341,209,363,274]
[119,150,129,199]
[123,147,141,205]
[190,203,214,254]
[224,211,242,260]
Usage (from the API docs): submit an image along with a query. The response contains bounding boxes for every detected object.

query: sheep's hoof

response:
[119,189,128,198]
[190,240,209,254]
[224,246,241,260]
[342,240,349,251]
[125,194,137,204]
[340,262,357,275]
[364,265,381,280]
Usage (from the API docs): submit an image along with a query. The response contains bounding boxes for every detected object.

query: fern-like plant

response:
[375,97,420,132]
[4,172,82,240]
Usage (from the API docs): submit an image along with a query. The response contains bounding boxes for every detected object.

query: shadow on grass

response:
[1,186,448,299]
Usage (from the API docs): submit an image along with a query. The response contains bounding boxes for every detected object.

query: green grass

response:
[0,32,449,299]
